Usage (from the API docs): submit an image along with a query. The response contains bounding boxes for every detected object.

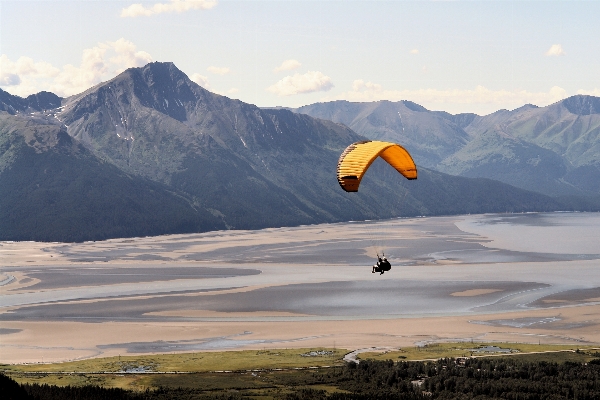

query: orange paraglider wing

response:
[336,140,417,192]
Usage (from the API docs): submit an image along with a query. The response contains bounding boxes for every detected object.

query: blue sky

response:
[1,0,599,115]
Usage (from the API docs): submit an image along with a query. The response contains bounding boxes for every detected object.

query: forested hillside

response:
[3,357,600,399]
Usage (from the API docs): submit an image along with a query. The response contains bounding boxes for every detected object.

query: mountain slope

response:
[0,112,225,242]
[464,96,600,167]
[56,62,575,225]
[295,100,469,169]
[438,128,580,196]
[1,62,596,242]
[459,95,600,194]
[295,96,600,196]
[55,62,374,228]
[0,88,62,114]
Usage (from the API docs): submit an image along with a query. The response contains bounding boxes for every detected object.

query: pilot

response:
[372,255,391,274]
[380,257,391,272]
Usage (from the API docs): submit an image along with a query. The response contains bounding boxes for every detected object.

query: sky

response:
[1,0,599,115]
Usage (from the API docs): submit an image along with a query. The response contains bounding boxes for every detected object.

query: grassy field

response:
[1,348,346,374]
[3,344,599,392]
[3,347,346,391]
[357,343,600,362]
[5,367,340,395]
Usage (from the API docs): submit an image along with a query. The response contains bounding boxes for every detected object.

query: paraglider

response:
[337,140,417,274]
[336,140,417,192]
[372,253,391,274]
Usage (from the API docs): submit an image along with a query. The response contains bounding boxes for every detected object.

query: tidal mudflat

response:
[1,212,599,363]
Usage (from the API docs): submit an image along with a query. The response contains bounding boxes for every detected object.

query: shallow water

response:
[1,213,599,322]
[456,213,600,255]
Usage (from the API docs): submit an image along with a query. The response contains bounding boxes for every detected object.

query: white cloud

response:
[1,72,20,86]
[207,66,231,75]
[1,55,60,80]
[109,38,152,71]
[325,80,570,113]
[121,0,217,18]
[267,71,334,96]
[577,88,600,97]
[273,59,301,73]
[1,55,61,95]
[190,73,211,89]
[190,74,238,96]
[352,79,381,92]
[0,39,152,97]
[545,44,565,56]
[410,49,419,54]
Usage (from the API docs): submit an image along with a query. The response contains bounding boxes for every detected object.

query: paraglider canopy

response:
[336,140,417,192]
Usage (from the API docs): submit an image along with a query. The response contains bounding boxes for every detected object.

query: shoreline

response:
[1,213,599,364]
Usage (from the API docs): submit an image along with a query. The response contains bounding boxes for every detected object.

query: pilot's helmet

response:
[383,257,387,261]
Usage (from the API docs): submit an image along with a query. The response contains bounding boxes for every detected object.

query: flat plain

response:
[1,212,599,365]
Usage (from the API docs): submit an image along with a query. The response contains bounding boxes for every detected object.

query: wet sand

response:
[1,213,599,363]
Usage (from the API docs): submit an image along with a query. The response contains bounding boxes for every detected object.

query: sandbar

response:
[1,213,599,364]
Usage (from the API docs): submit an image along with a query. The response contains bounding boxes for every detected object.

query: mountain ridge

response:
[0,111,225,241]
[295,95,600,196]
[2,63,599,242]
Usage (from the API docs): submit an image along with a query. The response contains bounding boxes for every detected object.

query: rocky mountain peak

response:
[25,91,62,111]
[562,95,600,116]
[61,61,209,125]
[0,89,63,114]
[513,103,539,112]
[130,62,203,121]
[401,100,428,112]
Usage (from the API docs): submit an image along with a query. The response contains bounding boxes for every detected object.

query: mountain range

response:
[295,96,600,197]
[1,62,598,242]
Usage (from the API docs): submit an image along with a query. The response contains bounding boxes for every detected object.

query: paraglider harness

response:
[372,253,391,275]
